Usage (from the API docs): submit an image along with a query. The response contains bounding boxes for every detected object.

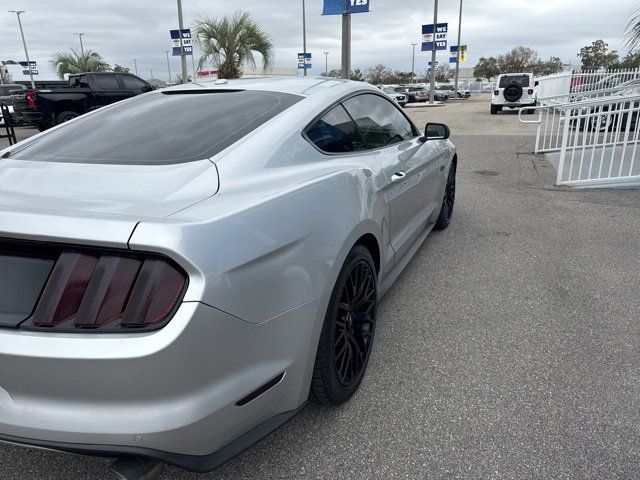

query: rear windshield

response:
[499,75,530,88]
[12,90,302,164]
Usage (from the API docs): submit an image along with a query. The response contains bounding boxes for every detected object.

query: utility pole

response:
[165,51,172,84]
[341,14,351,79]
[9,10,35,89]
[302,0,307,77]
[429,0,438,104]
[323,51,329,76]
[150,68,154,80]
[454,0,463,97]
[133,58,138,76]
[74,32,85,56]
[176,0,188,83]
[411,43,418,85]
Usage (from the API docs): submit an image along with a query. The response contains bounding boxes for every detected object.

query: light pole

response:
[454,0,463,97]
[74,32,85,56]
[323,51,329,76]
[176,0,188,83]
[150,68,154,80]
[429,0,439,104]
[8,10,35,89]
[341,14,351,79]
[411,43,417,85]
[165,50,172,84]
[302,0,307,77]
[133,58,138,76]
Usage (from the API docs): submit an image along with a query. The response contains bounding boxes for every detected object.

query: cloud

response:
[1,0,637,81]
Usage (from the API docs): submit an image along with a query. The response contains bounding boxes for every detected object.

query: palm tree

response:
[50,49,111,79]
[625,8,640,53]
[194,11,274,79]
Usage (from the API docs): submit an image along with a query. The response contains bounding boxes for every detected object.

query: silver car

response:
[0,77,456,478]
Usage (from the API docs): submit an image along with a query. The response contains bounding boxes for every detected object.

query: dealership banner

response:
[170,29,192,56]
[298,53,312,69]
[323,0,370,15]
[449,45,468,63]
[421,23,448,51]
[19,61,38,76]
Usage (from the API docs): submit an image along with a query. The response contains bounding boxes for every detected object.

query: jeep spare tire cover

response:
[503,83,523,102]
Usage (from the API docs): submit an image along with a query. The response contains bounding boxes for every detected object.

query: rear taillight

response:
[528,89,534,95]
[27,250,186,332]
[25,91,37,109]
[494,89,500,96]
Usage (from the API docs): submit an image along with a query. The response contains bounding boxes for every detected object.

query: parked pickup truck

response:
[12,72,153,131]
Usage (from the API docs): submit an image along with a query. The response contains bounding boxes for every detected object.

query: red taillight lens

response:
[28,251,186,331]
[31,253,98,326]
[528,89,534,95]
[74,256,142,327]
[121,260,186,327]
[494,89,500,96]
[25,91,37,109]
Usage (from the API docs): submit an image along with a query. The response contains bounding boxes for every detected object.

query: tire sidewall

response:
[318,245,377,405]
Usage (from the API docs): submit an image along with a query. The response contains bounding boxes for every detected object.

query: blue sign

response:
[19,61,38,76]
[298,53,312,70]
[421,23,448,51]
[323,0,370,15]
[170,29,192,56]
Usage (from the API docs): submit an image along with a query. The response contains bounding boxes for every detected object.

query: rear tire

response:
[434,161,456,231]
[35,122,49,132]
[56,110,80,125]
[310,245,377,406]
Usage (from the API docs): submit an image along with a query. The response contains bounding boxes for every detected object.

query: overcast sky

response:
[1,0,638,81]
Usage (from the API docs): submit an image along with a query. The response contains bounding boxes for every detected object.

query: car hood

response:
[0,158,219,246]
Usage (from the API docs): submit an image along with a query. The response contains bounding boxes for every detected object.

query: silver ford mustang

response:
[0,77,456,478]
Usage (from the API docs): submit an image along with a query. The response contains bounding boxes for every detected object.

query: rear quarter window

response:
[12,90,303,164]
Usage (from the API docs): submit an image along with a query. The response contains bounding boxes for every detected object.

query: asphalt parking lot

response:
[2,95,640,479]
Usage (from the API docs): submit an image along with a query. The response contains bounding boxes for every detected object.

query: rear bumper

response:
[0,406,303,472]
[0,299,319,465]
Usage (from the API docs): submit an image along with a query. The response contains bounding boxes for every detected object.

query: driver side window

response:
[342,94,415,149]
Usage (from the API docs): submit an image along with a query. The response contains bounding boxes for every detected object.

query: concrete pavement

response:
[2,95,640,479]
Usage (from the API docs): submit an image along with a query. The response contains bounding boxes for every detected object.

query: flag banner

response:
[422,23,448,51]
[298,53,312,69]
[323,0,370,15]
[170,29,193,56]
[449,45,468,63]
[19,61,38,75]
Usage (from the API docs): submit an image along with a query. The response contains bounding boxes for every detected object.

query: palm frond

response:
[625,8,640,53]
[194,10,274,79]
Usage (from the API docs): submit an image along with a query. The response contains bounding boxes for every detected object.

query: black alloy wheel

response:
[310,245,377,405]
[333,259,376,386]
[435,161,456,230]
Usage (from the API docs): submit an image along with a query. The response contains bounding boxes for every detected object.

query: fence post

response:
[556,107,572,185]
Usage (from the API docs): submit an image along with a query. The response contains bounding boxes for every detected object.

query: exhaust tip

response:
[109,455,164,480]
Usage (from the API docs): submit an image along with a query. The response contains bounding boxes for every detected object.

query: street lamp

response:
[411,43,418,85]
[302,0,307,77]
[323,51,329,76]
[165,50,172,84]
[74,32,85,56]
[8,10,35,89]
[133,58,138,76]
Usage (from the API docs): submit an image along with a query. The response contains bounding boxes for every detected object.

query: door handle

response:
[391,171,406,182]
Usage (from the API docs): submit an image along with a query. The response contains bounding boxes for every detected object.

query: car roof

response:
[161,76,359,97]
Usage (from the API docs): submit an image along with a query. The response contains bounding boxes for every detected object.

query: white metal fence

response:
[536,68,640,104]
[520,92,640,187]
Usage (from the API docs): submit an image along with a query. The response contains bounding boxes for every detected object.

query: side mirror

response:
[534,80,539,87]
[423,123,450,141]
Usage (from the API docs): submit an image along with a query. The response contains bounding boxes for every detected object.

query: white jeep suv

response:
[491,73,537,115]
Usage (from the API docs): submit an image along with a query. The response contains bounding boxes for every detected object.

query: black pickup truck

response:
[12,72,153,131]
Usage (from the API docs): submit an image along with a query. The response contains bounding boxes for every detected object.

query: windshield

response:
[438,85,454,91]
[499,75,530,88]
[381,87,395,94]
[12,90,302,164]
